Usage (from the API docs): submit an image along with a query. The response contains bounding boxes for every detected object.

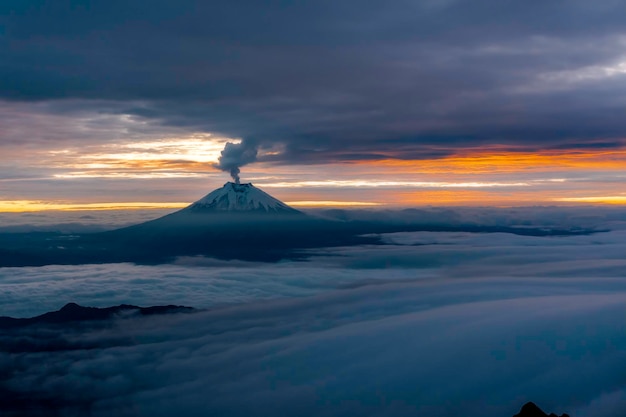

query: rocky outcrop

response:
[513,402,570,417]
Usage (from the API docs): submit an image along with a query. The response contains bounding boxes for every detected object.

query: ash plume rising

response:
[214,139,258,184]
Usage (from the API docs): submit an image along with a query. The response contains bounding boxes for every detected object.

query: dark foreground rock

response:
[514,402,570,417]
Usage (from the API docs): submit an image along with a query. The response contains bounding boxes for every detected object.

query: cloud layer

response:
[2,277,626,417]
[1,228,625,317]
[2,210,626,416]
[2,1,626,163]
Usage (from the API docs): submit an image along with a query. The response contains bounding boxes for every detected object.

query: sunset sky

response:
[1,1,626,211]
[4,4,626,416]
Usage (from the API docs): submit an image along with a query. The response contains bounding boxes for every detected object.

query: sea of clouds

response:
[1,207,626,416]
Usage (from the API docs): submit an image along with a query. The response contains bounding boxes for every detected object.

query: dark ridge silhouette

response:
[0,302,195,330]
[513,402,570,417]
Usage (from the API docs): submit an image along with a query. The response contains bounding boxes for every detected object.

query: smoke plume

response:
[215,140,258,184]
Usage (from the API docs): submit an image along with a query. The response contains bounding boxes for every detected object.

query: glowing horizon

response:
[2,191,626,214]
[34,144,626,179]
[2,135,625,212]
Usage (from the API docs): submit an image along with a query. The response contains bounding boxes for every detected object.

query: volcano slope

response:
[0,182,597,266]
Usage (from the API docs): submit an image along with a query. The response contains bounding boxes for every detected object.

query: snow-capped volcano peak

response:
[188,182,300,214]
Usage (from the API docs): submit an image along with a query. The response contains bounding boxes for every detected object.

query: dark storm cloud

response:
[2,1,626,162]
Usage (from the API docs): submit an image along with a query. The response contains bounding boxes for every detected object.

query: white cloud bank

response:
[2,278,626,417]
[2,229,626,318]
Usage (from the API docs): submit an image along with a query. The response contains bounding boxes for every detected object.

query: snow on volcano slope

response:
[187,182,301,214]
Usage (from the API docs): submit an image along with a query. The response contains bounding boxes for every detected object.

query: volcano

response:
[186,182,301,214]
[90,181,365,262]
[139,182,305,226]
[0,183,334,265]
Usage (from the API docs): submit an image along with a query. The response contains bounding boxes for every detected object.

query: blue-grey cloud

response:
[2,211,626,416]
[1,206,625,315]
[2,278,626,417]
[2,1,626,162]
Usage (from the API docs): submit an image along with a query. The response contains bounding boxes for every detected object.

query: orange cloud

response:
[0,201,188,213]
[554,196,626,205]
[4,143,626,211]
[359,148,626,174]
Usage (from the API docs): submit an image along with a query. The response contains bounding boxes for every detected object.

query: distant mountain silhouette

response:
[0,302,194,330]
[513,402,570,417]
[0,182,599,266]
